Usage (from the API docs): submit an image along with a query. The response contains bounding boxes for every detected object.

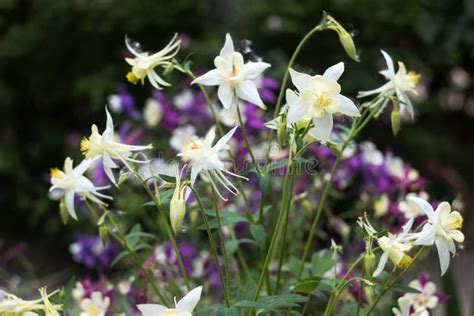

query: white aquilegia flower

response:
[138,286,202,316]
[286,62,361,143]
[192,34,271,110]
[170,125,197,152]
[373,218,414,277]
[392,296,428,316]
[143,98,163,127]
[49,157,112,220]
[408,197,464,275]
[0,288,62,315]
[177,126,247,200]
[80,292,110,316]
[125,34,181,89]
[81,108,152,184]
[403,278,439,312]
[358,50,420,119]
[170,166,188,234]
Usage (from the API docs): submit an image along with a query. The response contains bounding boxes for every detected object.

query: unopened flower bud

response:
[277,116,288,146]
[99,224,108,245]
[59,198,68,225]
[365,286,374,304]
[326,15,359,61]
[170,166,187,234]
[391,107,401,136]
[364,251,376,276]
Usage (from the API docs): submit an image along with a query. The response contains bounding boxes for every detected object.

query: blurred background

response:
[0,0,473,314]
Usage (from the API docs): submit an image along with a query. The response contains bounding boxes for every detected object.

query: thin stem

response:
[192,187,231,306]
[366,247,426,316]
[106,213,171,306]
[138,176,191,290]
[236,104,261,174]
[211,186,232,302]
[265,24,325,161]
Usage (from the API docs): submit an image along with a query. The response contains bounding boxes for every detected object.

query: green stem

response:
[107,213,171,306]
[237,103,261,174]
[139,177,191,290]
[366,247,425,316]
[192,188,231,306]
[211,186,232,302]
[265,24,326,160]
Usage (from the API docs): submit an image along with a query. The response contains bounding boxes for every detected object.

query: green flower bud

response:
[277,116,288,146]
[326,15,359,61]
[391,107,401,136]
[99,224,108,245]
[364,251,376,277]
[365,286,374,304]
[59,198,68,225]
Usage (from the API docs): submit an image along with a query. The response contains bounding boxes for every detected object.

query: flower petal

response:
[407,196,435,222]
[435,237,451,276]
[236,80,266,109]
[243,61,271,80]
[213,126,238,152]
[218,83,235,109]
[105,107,115,134]
[309,114,333,143]
[289,68,311,91]
[191,69,222,86]
[176,286,203,312]
[380,50,395,77]
[137,304,167,316]
[414,223,436,246]
[286,89,308,124]
[323,62,344,81]
[373,252,388,277]
[65,190,78,220]
[220,34,235,60]
[334,95,360,117]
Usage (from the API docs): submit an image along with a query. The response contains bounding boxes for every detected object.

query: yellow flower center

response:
[190,140,202,150]
[407,72,420,85]
[80,137,91,155]
[86,304,100,315]
[446,216,463,230]
[126,72,139,85]
[50,167,62,178]
[416,293,427,304]
[397,254,413,269]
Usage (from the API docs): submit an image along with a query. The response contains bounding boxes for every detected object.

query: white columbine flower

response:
[49,157,112,220]
[403,278,439,312]
[286,62,361,143]
[80,292,110,316]
[392,296,428,316]
[170,125,197,152]
[408,197,464,275]
[358,50,420,119]
[192,34,271,110]
[81,108,152,184]
[373,218,414,277]
[0,288,62,315]
[177,126,246,200]
[125,34,181,89]
[170,166,188,234]
[138,286,202,316]
[143,98,163,127]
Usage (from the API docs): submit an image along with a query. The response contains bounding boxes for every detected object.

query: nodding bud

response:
[326,15,359,61]
[365,286,374,305]
[391,107,401,136]
[170,166,187,234]
[277,116,288,146]
[59,198,68,225]
[99,224,108,245]
[364,250,376,277]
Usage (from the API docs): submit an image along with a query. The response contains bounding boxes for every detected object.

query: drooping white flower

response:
[192,34,271,110]
[80,291,110,316]
[374,194,390,217]
[81,108,152,184]
[403,279,439,312]
[373,218,414,277]
[170,166,187,234]
[358,50,420,119]
[392,296,428,316]
[177,126,247,200]
[49,157,112,220]
[0,288,62,315]
[408,197,464,275]
[398,192,429,219]
[125,34,181,89]
[285,63,361,143]
[138,286,202,316]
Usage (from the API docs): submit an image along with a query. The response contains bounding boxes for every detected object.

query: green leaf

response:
[294,277,321,293]
[312,251,335,276]
[125,224,142,248]
[225,239,239,257]
[197,210,247,230]
[249,224,266,250]
[111,250,130,267]
[234,294,308,312]
[391,284,421,294]
[158,174,176,183]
